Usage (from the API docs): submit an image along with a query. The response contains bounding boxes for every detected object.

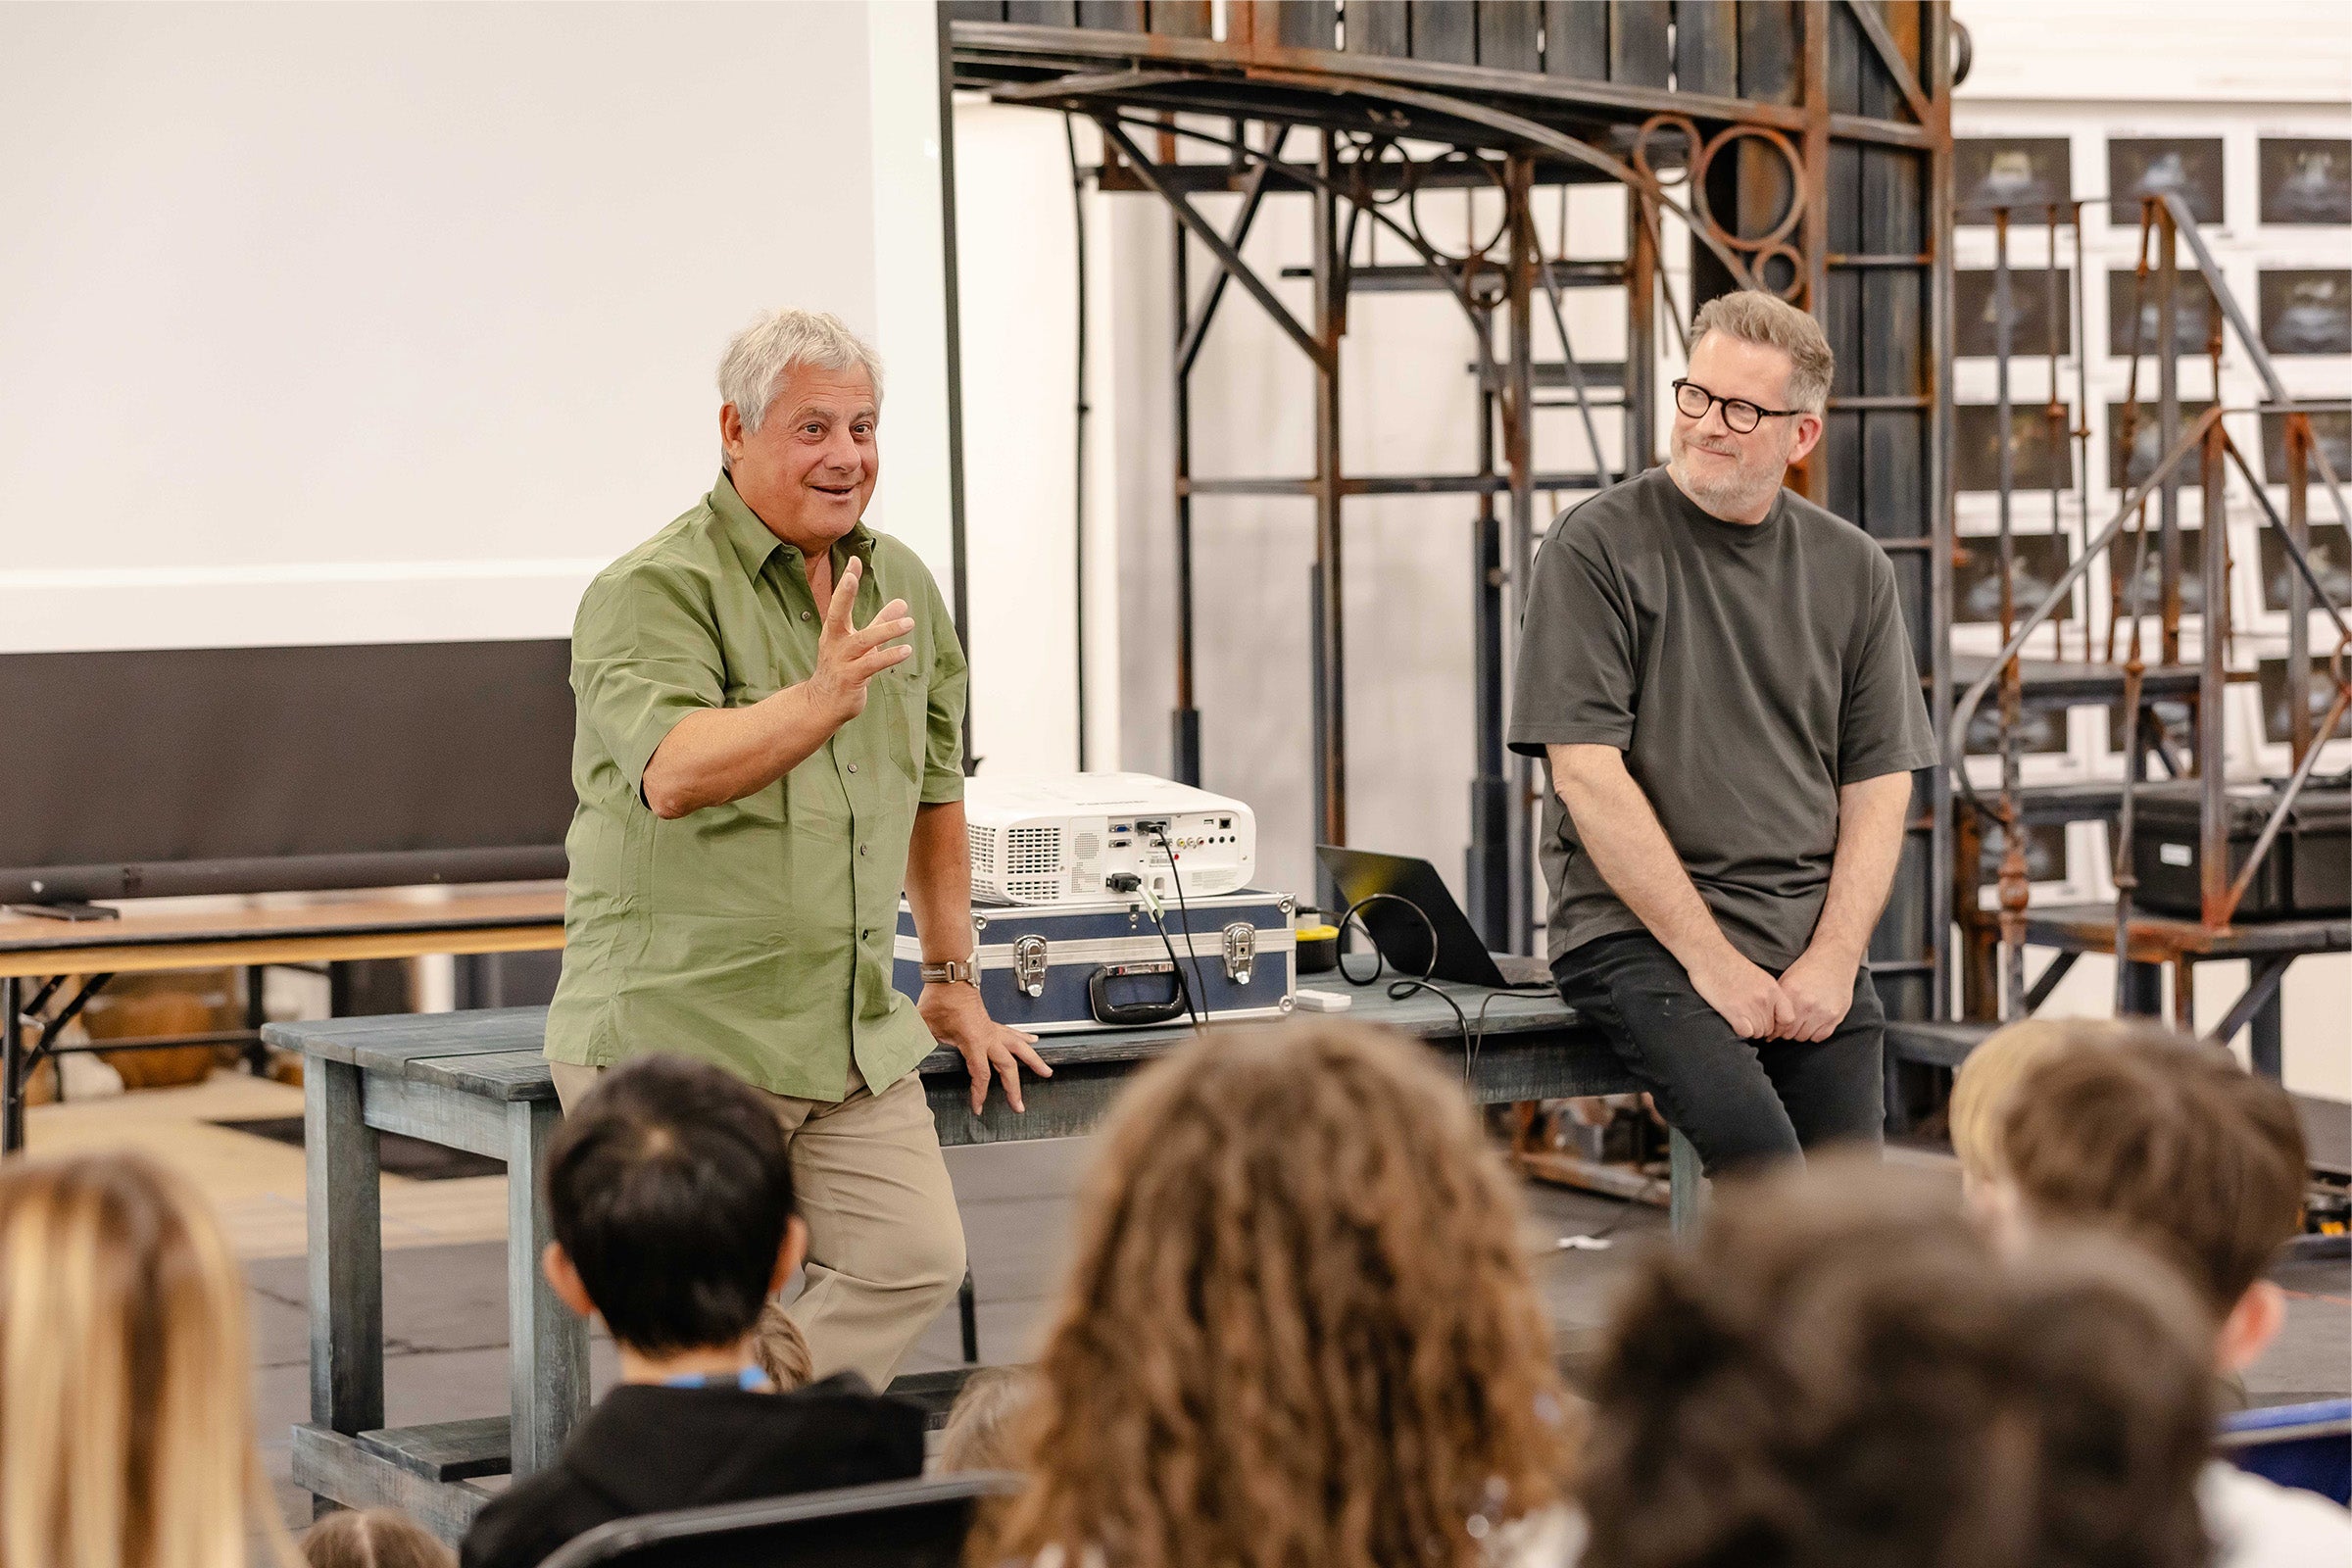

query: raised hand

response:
[806,558,914,723]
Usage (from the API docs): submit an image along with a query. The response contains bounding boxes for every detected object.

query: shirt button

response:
[858,845,869,857]
[801,611,811,621]
[847,762,858,773]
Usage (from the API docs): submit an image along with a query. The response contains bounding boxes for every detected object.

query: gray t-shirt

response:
[1508,466,1937,969]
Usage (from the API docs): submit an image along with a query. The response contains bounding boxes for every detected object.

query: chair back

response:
[2219,1398,2352,1506]
[537,1470,1022,1568]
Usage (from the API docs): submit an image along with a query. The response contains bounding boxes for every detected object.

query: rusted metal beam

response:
[2198,418,2231,929]
[1095,117,1331,370]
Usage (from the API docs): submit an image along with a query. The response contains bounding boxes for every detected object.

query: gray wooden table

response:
[266,986,1681,1537]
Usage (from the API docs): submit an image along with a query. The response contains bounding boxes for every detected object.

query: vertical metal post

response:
[2286,416,2314,764]
[1503,156,1538,956]
[935,5,974,763]
[1625,191,1658,473]
[2197,419,2230,929]
[1310,130,1346,857]
[1171,212,1202,783]
[1991,212,2029,1019]
[1469,294,1511,948]
[2156,202,2183,666]
[2044,207,2068,661]
[1926,9,1957,1017]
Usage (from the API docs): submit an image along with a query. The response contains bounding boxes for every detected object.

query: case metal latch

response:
[1221,922,1256,985]
[1012,935,1050,998]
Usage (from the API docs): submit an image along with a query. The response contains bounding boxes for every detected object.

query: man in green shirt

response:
[546,308,1048,1388]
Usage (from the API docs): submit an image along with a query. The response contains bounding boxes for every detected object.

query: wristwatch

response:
[919,956,979,987]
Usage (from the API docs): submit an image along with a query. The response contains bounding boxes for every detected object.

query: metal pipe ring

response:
[1631,113,1701,191]
[1691,122,1809,251]
[1405,145,1512,266]
[1750,240,1809,302]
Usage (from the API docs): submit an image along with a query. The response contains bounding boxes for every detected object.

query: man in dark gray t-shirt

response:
[1509,290,1936,1173]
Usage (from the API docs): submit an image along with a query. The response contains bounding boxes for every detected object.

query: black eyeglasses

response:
[1672,378,1806,435]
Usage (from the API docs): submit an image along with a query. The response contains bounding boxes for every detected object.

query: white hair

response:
[716,309,885,434]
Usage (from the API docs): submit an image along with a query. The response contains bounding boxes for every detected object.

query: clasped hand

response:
[1690,946,1856,1044]
[808,558,915,723]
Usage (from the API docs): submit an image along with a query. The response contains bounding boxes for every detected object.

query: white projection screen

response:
[0,2,953,899]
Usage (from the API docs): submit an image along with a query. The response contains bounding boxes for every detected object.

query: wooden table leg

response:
[506,1097,587,1476]
[306,1056,383,1513]
[1668,1127,1703,1236]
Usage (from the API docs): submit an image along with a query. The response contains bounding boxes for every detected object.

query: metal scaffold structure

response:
[946,0,1959,1040]
[1953,188,2352,1053]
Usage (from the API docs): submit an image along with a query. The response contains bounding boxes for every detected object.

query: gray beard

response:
[1667,450,1784,520]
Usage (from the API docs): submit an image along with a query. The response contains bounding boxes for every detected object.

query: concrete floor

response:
[252,1134,2351,1530]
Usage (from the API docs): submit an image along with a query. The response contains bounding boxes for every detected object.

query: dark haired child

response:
[462,1054,923,1568]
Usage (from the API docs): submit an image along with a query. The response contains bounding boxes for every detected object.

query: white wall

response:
[0,1,956,654]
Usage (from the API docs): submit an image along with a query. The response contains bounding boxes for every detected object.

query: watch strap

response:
[920,956,979,986]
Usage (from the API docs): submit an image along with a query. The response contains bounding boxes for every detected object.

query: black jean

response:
[1552,930,1886,1175]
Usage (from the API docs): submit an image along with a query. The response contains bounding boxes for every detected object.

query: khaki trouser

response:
[550,1058,966,1391]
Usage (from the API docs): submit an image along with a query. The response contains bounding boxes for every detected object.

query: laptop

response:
[1316,846,1554,989]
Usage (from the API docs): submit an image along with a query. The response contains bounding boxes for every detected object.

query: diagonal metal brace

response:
[1840,0,1934,127]
[2208,955,2294,1050]
[1176,122,1294,378]
[1097,117,1332,373]
[23,973,115,1073]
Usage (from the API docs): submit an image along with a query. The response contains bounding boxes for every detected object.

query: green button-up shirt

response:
[545,472,966,1101]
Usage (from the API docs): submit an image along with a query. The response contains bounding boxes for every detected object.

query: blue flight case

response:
[894,889,1298,1032]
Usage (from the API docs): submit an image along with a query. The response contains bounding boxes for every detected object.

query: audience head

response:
[0,1151,297,1568]
[750,1299,813,1394]
[1581,1159,2217,1568]
[303,1507,455,1568]
[542,1054,806,1357]
[977,1020,1577,1568]
[1998,1022,2307,1369]
[1946,1017,2106,1202]
[938,1365,1037,1474]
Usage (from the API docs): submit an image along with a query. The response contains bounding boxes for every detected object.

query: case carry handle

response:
[1088,960,1189,1026]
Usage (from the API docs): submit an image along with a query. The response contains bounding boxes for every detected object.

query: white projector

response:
[962,772,1256,906]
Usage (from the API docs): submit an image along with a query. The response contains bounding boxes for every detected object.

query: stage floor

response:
[23,1077,2350,1534]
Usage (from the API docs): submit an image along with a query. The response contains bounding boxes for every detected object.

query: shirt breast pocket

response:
[874,665,926,789]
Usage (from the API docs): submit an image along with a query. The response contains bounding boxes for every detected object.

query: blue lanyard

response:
[661,1367,768,1391]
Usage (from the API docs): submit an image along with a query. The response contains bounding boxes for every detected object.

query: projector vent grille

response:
[1007,827,1063,876]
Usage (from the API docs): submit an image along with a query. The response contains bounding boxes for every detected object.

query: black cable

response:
[1149,827,1213,1021]
[1143,903,1201,1031]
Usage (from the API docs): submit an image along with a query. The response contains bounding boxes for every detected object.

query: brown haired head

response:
[303,1507,456,1568]
[1947,1017,2117,1187]
[2000,1022,2307,1319]
[1581,1158,2216,1568]
[971,1021,1576,1568]
[0,1151,299,1568]
[938,1365,1038,1474]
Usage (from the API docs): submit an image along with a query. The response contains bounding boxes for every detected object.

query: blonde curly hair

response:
[970,1021,1577,1568]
